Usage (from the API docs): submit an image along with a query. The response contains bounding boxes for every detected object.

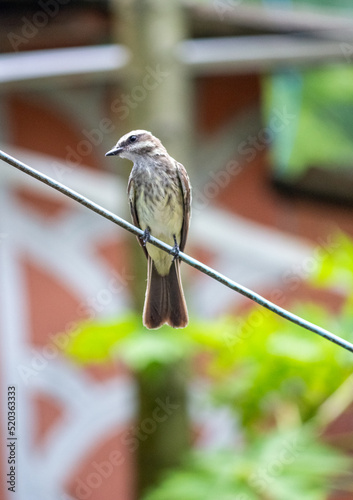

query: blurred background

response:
[1,0,353,499]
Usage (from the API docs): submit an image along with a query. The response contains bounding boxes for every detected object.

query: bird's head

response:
[105,130,166,162]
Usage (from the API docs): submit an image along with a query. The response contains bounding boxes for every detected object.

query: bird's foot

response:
[170,235,180,261]
[141,227,151,246]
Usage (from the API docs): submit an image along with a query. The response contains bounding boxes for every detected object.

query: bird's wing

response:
[176,161,192,252]
[127,175,148,258]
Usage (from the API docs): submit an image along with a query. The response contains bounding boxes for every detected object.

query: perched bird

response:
[106,130,191,329]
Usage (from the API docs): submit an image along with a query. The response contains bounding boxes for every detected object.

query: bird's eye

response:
[129,135,137,143]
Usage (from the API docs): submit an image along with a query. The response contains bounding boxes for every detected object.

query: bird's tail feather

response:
[143,257,188,329]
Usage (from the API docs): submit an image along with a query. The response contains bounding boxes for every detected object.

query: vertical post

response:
[136,364,189,496]
[109,1,192,497]
[112,0,192,164]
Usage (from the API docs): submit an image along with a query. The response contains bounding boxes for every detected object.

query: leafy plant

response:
[264,64,353,175]
[141,427,351,500]
[60,232,353,499]
[63,305,352,433]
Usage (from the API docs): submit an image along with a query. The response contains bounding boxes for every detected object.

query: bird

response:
[105,130,191,329]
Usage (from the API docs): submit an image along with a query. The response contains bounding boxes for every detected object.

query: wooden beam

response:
[186,2,353,36]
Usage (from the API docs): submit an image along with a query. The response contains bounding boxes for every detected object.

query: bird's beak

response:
[105,146,123,157]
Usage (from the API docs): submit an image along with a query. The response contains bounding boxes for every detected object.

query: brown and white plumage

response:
[106,130,191,329]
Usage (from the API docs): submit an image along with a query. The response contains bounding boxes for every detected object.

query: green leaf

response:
[60,313,140,364]
[116,327,194,371]
[310,232,353,290]
[142,428,352,500]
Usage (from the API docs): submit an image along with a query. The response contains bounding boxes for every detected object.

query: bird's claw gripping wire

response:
[1,148,353,352]
[170,235,180,261]
[141,227,151,246]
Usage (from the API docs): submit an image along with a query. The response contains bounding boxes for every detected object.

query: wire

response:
[1,148,353,353]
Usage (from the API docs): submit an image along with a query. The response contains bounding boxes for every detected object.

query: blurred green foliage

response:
[211,0,353,8]
[207,305,352,435]
[63,304,352,437]
[61,231,353,499]
[142,427,351,500]
[288,67,353,174]
[310,231,353,292]
[265,65,353,176]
